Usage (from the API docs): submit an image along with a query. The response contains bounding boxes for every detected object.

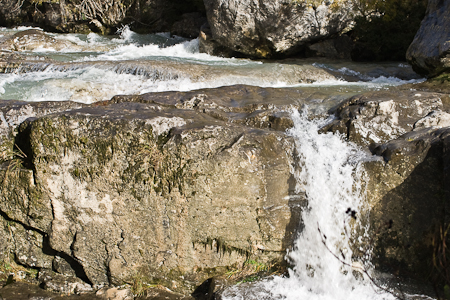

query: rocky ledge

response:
[0,86,307,299]
[0,83,449,298]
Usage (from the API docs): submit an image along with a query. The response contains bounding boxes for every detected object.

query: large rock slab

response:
[202,0,355,58]
[0,90,303,294]
[406,0,450,77]
[1,83,449,295]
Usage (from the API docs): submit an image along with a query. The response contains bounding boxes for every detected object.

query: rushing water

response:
[0,26,422,103]
[221,110,397,300]
[0,26,430,299]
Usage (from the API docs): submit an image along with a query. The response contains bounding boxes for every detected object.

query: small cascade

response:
[222,109,395,300]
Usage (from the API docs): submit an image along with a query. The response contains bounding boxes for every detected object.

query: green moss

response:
[0,260,39,282]
[431,73,450,83]
[244,259,269,272]
[70,167,80,178]
[238,274,260,284]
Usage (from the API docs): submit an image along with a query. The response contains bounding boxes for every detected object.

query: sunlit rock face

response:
[202,0,355,58]
[0,89,302,293]
[325,89,445,146]
[407,0,450,77]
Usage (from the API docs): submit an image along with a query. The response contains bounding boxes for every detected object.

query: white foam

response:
[115,25,136,42]
[0,74,18,95]
[0,63,425,103]
[82,38,257,66]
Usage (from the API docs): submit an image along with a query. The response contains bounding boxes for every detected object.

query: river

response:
[0,26,432,300]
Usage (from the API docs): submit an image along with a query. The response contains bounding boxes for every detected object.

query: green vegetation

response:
[431,73,450,84]
[224,258,280,286]
[126,273,159,296]
[0,260,39,283]
[0,134,27,184]
[244,259,270,272]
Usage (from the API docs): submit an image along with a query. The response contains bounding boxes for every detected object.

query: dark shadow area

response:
[351,0,428,61]
[41,234,93,286]
[371,134,450,296]
[191,278,212,300]
[13,120,34,171]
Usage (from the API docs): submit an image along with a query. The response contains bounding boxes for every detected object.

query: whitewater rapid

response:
[0,26,423,103]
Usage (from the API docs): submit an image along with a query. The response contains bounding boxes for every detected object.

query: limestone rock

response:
[0,100,85,139]
[202,0,355,58]
[136,287,194,300]
[0,89,303,294]
[38,269,93,294]
[326,90,445,145]
[0,281,103,299]
[0,30,75,52]
[413,110,450,130]
[406,0,450,77]
[198,23,237,58]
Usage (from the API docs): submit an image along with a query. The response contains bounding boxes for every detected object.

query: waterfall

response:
[222,109,395,300]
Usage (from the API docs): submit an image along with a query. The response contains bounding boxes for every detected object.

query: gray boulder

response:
[325,89,445,146]
[406,0,450,77]
[0,87,305,294]
[202,0,355,58]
